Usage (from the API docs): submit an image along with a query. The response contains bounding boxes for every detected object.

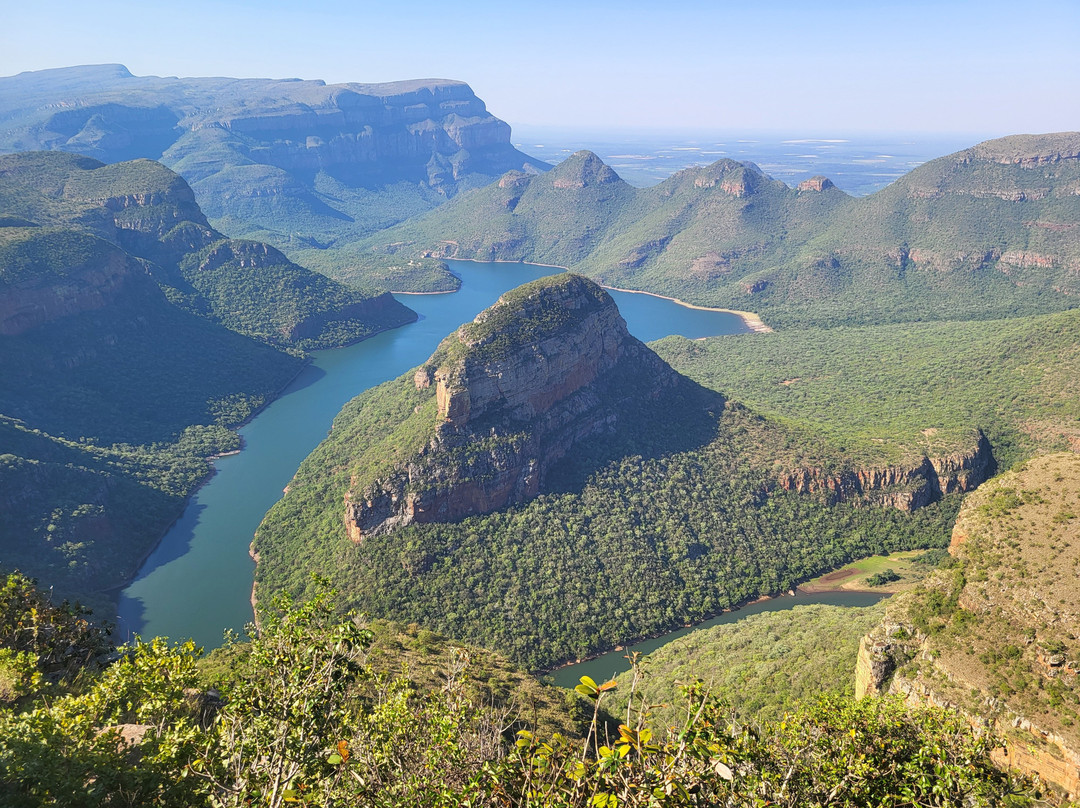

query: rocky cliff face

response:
[0,65,545,195]
[0,65,548,285]
[0,233,154,336]
[855,453,1080,800]
[775,431,994,512]
[855,617,1080,801]
[343,274,680,540]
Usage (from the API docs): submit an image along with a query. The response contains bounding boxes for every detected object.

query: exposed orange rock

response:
[797,176,834,192]
[0,246,144,336]
[343,275,680,541]
[775,432,993,512]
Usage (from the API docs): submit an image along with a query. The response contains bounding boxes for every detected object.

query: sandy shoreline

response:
[427,256,773,334]
[392,288,458,295]
[599,284,773,333]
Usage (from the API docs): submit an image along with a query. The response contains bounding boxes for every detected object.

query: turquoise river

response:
[118,260,878,668]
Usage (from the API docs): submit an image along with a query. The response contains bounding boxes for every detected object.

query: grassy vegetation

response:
[361,135,1080,326]
[604,602,887,727]
[651,307,1080,470]
[882,452,1080,752]
[799,551,933,593]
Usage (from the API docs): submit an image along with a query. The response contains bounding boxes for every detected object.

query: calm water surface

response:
[117,261,750,648]
[551,590,885,688]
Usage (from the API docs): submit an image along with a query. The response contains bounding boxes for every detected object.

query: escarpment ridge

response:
[855,452,1080,799]
[0,64,549,287]
[774,431,994,513]
[0,149,413,610]
[0,151,415,348]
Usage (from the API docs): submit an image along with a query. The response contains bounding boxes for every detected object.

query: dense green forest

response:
[0,151,417,609]
[0,260,302,609]
[359,134,1080,327]
[0,152,417,351]
[256,369,959,670]
[0,571,1029,806]
[248,271,1080,671]
[652,307,1080,470]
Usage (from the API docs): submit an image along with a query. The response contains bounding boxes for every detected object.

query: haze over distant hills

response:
[0,64,549,287]
[0,50,1078,798]
[365,133,1080,328]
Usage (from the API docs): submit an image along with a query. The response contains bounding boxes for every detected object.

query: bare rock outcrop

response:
[0,234,156,336]
[775,431,993,512]
[856,453,1080,800]
[343,274,680,540]
[797,175,835,192]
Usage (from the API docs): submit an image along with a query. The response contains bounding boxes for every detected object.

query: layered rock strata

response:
[343,274,680,539]
[855,453,1080,799]
[0,65,545,194]
[775,432,994,512]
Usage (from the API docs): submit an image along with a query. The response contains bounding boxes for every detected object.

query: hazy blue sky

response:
[3,0,1077,136]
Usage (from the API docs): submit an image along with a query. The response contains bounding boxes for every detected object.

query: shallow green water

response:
[550,590,885,688]
[117,261,750,649]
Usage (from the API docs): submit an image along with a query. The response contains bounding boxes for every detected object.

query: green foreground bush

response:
[0,577,1029,807]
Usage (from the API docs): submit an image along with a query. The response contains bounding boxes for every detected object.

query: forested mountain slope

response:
[0,64,549,288]
[254,275,973,670]
[0,151,412,609]
[364,133,1080,327]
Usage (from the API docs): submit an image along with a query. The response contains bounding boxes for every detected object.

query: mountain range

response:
[364,133,1080,327]
[0,64,548,289]
[0,62,1078,801]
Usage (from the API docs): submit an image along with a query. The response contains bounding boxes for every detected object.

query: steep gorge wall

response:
[856,630,1080,800]
[0,67,543,192]
[343,275,680,540]
[0,235,156,336]
[855,453,1080,799]
[775,432,994,512]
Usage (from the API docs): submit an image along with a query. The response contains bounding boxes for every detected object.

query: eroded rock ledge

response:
[775,430,993,512]
[343,274,680,540]
[855,453,1080,800]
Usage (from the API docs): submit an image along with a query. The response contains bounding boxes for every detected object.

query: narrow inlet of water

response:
[550,590,885,688]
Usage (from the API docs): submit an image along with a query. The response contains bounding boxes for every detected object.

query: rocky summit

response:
[342,273,680,538]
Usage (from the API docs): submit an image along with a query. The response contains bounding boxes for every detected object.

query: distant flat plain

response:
[513,126,983,195]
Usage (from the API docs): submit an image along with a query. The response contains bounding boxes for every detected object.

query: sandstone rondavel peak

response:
[343,274,680,540]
